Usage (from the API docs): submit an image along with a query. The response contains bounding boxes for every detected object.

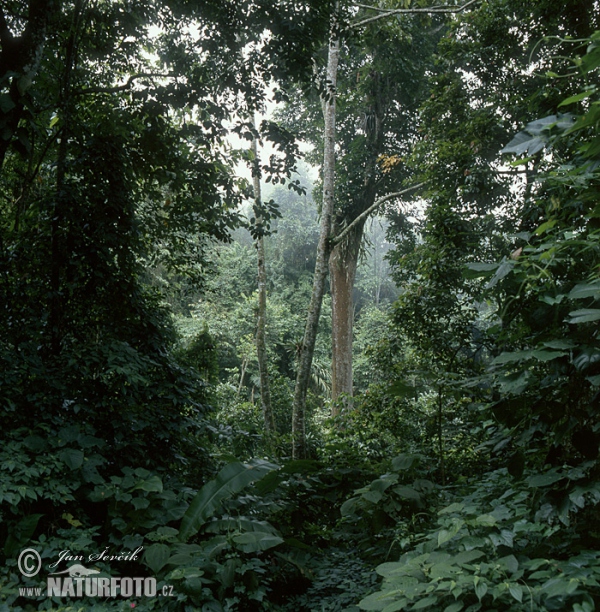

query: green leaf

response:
[454,550,485,565]
[498,371,530,395]
[59,448,84,470]
[411,596,437,610]
[179,460,277,541]
[232,531,283,553]
[145,543,171,574]
[583,134,600,158]
[474,514,496,526]
[359,591,394,611]
[526,471,563,487]
[567,309,600,324]
[443,604,464,612]
[133,475,163,493]
[508,583,523,602]
[463,262,498,279]
[526,558,550,571]
[341,497,359,516]
[205,517,278,535]
[534,219,558,235]
[568,281,600,300]
[439,502,464,515]
[542,339,577,349]
[502,131,546,156]
[474,579,488,600]
[0,93,16,114]
[486,259,514,288]
[558,89,596,107]
[438,529,453,546]
[392,454,419,471]
[383,601,408,612]
[394,486,421,501]
[541,577,569,599]
[23,435,47,452]
[363,490,383,503]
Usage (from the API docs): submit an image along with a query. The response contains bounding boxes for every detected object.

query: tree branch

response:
[355,3,394,13]
[352,0,480,29]
[73,72,176,96]
[332,182,425,246]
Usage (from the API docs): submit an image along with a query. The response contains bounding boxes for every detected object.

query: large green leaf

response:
[567,309,600,324]
[558,89,596,107]
[179,459,277,541]
[526,471,563,487]
[134,475,163,493]
[502,114,576,156]
[569,281,600,300]
[145,543,171,574]
[59,448,84,470]
[486,258,514,288]
[463,262,498,279]
[392,454,420,471]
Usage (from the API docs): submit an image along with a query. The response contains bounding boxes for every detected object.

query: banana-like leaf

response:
[179,459,277,542]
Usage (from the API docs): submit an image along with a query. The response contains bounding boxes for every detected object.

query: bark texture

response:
[291,34,339,459]
[329,220,365,412]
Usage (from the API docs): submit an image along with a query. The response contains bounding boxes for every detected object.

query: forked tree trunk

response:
[251,119,275,433]
[329,220,365,412]
[291,34,340,459]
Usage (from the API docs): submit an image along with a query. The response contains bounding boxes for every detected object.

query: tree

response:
[251,117,276,433]
[289,5,340,457]
[288,0,481,456]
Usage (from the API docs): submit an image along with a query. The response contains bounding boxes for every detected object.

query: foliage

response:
[357,24,600,612]
[359,469,600,612]
[4,2,600,612]
[0,1,336,610]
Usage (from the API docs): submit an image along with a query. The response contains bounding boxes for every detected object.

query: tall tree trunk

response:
[0,1,58,171]
[291,33,339,459]
[251,118,275,433]
[50,0,83,356]
[329,220,365,412]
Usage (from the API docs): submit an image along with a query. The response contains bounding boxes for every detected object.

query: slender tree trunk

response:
[236,356,248,399]
[251,118,275,433]
[330,221,365,412]
[291,33,340,459]
[437,385,446,485]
